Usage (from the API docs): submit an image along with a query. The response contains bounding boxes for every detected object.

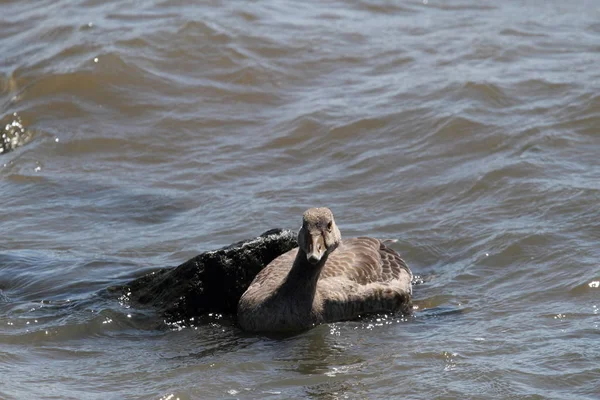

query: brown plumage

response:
[237,207,413,333]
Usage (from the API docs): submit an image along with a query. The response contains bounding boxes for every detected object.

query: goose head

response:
[297,207,342,265]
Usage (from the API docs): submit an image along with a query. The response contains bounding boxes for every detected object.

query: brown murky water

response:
[1,0,599,399]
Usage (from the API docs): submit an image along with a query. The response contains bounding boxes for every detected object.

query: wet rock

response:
[122,229,297,322]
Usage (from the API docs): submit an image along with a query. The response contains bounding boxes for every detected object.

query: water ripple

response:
[1,0,600,398]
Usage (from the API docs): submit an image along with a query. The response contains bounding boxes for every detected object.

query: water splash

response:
[442,351,458,371]
[1,112,31,155]
[159,394,180,400]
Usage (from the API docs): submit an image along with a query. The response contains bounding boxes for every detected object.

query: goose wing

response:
[321,237,411,284]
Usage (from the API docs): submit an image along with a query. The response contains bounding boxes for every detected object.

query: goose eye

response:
[327,221,332,232]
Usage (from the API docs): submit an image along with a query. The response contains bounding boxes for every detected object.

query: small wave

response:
[176,20,233,45]
[570,279,600,296]
[438,81,515,110]
[499,28,548,38]
[355,0,418,15]
[508,78,575,99]
[422,114,493,155]
[426,2,498,11]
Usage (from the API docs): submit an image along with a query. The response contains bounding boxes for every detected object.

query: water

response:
[1,0,599,398]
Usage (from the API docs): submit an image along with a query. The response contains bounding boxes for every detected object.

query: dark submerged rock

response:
[122,229,298,322]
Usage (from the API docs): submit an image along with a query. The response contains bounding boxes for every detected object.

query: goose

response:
[237,207,412,332]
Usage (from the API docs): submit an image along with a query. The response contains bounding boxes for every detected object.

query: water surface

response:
[1,0,599,399]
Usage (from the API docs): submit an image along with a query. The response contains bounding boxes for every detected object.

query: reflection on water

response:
[1,0,600,399]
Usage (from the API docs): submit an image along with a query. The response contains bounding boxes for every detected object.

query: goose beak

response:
[306,235,325,264]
